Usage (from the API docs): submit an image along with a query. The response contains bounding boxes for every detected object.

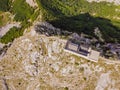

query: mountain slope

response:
[37,0,120,43]
[0,1,120,89]
[0,0,40,44]
[0,29,120,90]
[1,0,120,44]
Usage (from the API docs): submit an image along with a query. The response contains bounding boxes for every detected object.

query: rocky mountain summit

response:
[0,0,120,89]
[0,27,120,90]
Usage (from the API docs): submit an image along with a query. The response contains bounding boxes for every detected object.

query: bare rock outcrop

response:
[0,28,120,90]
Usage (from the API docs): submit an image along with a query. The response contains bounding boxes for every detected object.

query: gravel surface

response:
[87,0,120,5]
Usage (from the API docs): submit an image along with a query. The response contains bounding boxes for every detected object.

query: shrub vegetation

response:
[0,0,10,11]
[0,0,38,44]
[11,0,34,21]
[1,0,120,43]
[37,0,120,43]
[0,27,23,44]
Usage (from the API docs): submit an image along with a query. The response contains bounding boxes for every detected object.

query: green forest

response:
[37,0,120,43]
[0,0,120,43]
[0,0,10,11]
[11,0,34,21]
[0,27,23,44]
[0,0,37,43]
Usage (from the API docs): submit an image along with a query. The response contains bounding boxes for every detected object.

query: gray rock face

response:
[35,22,72,36]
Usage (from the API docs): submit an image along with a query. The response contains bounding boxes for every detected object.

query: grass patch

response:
[11,0,34,21]
[0,27,23,44]
[31,9,40,22]
[0,21,32,44]
[0,0,39,44]
[0,12,11,27]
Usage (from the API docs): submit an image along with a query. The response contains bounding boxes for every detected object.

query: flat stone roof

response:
[67,42,79,51]
[88,50,100,61]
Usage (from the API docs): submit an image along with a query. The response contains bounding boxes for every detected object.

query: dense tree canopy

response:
[37,0,120,43]
[0,0,10,11]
